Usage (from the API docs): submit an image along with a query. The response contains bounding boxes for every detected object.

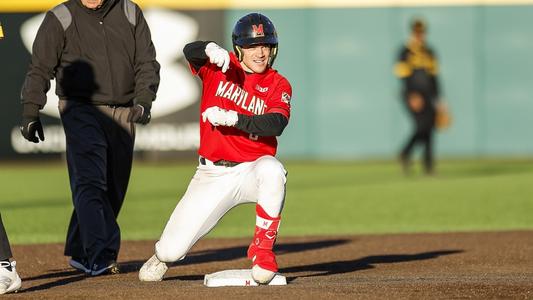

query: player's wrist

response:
[226,110,238,126]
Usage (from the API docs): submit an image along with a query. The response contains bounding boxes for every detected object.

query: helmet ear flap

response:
[234,45,244,61]
[268,45,278,67]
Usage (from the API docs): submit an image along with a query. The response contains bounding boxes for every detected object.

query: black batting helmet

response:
[232,13,278,67]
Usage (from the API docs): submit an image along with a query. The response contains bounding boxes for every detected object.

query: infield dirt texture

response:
[4,231,533,299]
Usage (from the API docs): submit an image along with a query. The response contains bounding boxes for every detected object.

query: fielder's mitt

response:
[435,101,451,130]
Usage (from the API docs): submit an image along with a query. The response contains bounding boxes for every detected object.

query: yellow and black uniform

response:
[394,40,440,174]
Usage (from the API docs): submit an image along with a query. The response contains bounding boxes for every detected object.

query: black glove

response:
[128,104,151,125]
[20,117,45,143]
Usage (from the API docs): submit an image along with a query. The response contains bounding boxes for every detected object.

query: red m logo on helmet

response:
[252,24,264,37]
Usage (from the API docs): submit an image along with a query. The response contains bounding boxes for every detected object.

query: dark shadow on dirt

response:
[165,274,204,281]
[18,272,88,293]
[281,249,463,282]
[187,239,350,264]
[159,239,349,281]
[23,269,83,281]
[191,239,348,260]
[16,239,350,290]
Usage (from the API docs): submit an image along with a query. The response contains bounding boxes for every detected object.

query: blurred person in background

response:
[19,0,160,276]
[0,20,22,296]
[394,18,442,176]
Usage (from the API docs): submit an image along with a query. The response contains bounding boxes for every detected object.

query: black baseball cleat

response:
[69,257,91,274]
[90,259,120,276]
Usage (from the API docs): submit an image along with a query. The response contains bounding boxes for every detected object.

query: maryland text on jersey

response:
[215,81,268,115]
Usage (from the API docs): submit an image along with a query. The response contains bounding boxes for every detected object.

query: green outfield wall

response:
[1,2,532,160]
[226,6,533,159]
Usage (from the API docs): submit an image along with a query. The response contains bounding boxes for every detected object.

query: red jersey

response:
[191,52,292,162]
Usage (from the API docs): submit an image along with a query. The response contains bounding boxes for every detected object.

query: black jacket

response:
[21,0,160,117]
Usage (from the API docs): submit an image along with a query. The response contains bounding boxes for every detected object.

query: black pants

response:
[0,214,13,261]
[59,100,134,266]
[401,105,436,173]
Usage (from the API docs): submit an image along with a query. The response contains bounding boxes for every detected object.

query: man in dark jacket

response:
[20,0,160,276]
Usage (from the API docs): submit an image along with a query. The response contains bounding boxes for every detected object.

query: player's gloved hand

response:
[128,103,151,125]
[20,116,45,143]
[205,42,230,73]
[202,106,238,127]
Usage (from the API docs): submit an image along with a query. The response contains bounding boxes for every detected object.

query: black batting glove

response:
[128,104,151,125]
[20,117,45,143]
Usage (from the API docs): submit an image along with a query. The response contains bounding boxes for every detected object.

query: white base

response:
[204,269,287,287]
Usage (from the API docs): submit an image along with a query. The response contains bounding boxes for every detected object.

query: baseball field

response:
[1,159,533,298]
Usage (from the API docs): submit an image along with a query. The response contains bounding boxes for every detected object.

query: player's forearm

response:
[183,41,211,71]
[235,113,288,137]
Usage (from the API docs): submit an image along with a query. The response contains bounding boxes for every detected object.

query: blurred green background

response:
[2,159,532,244]
[3,3,533,159]
[224,6,533,159]
[1,1,533,246]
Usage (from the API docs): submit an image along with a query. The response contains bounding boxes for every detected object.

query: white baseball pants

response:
[155,155,287,262]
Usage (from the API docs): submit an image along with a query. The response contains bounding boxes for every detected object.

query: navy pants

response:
[59,100,134,266]
[0,214,12,261]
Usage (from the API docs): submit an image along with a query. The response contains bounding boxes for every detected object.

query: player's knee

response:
[255,156,287,184]
[155,241,188,263]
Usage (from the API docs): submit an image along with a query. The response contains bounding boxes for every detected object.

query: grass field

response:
[1,159,532,244]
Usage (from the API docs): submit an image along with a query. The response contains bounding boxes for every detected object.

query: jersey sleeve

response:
[266,77,292,119]
[393,47,412,78]
[183,41,211,79]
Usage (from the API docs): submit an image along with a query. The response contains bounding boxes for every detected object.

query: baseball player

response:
[394,18,441,175]
[139,13,292,284]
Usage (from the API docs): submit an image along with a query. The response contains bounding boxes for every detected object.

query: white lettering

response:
[215,81,230,97]
[254,98,264,115]
[236,90,248,106]
[242,95,253,110]
[10,123,200,153]
[213,81,267,116]
[247,97,256,113]
[229,86,242,102]
[222,83,235,99]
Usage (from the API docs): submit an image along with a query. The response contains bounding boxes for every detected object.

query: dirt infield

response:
[4,231,533,299]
